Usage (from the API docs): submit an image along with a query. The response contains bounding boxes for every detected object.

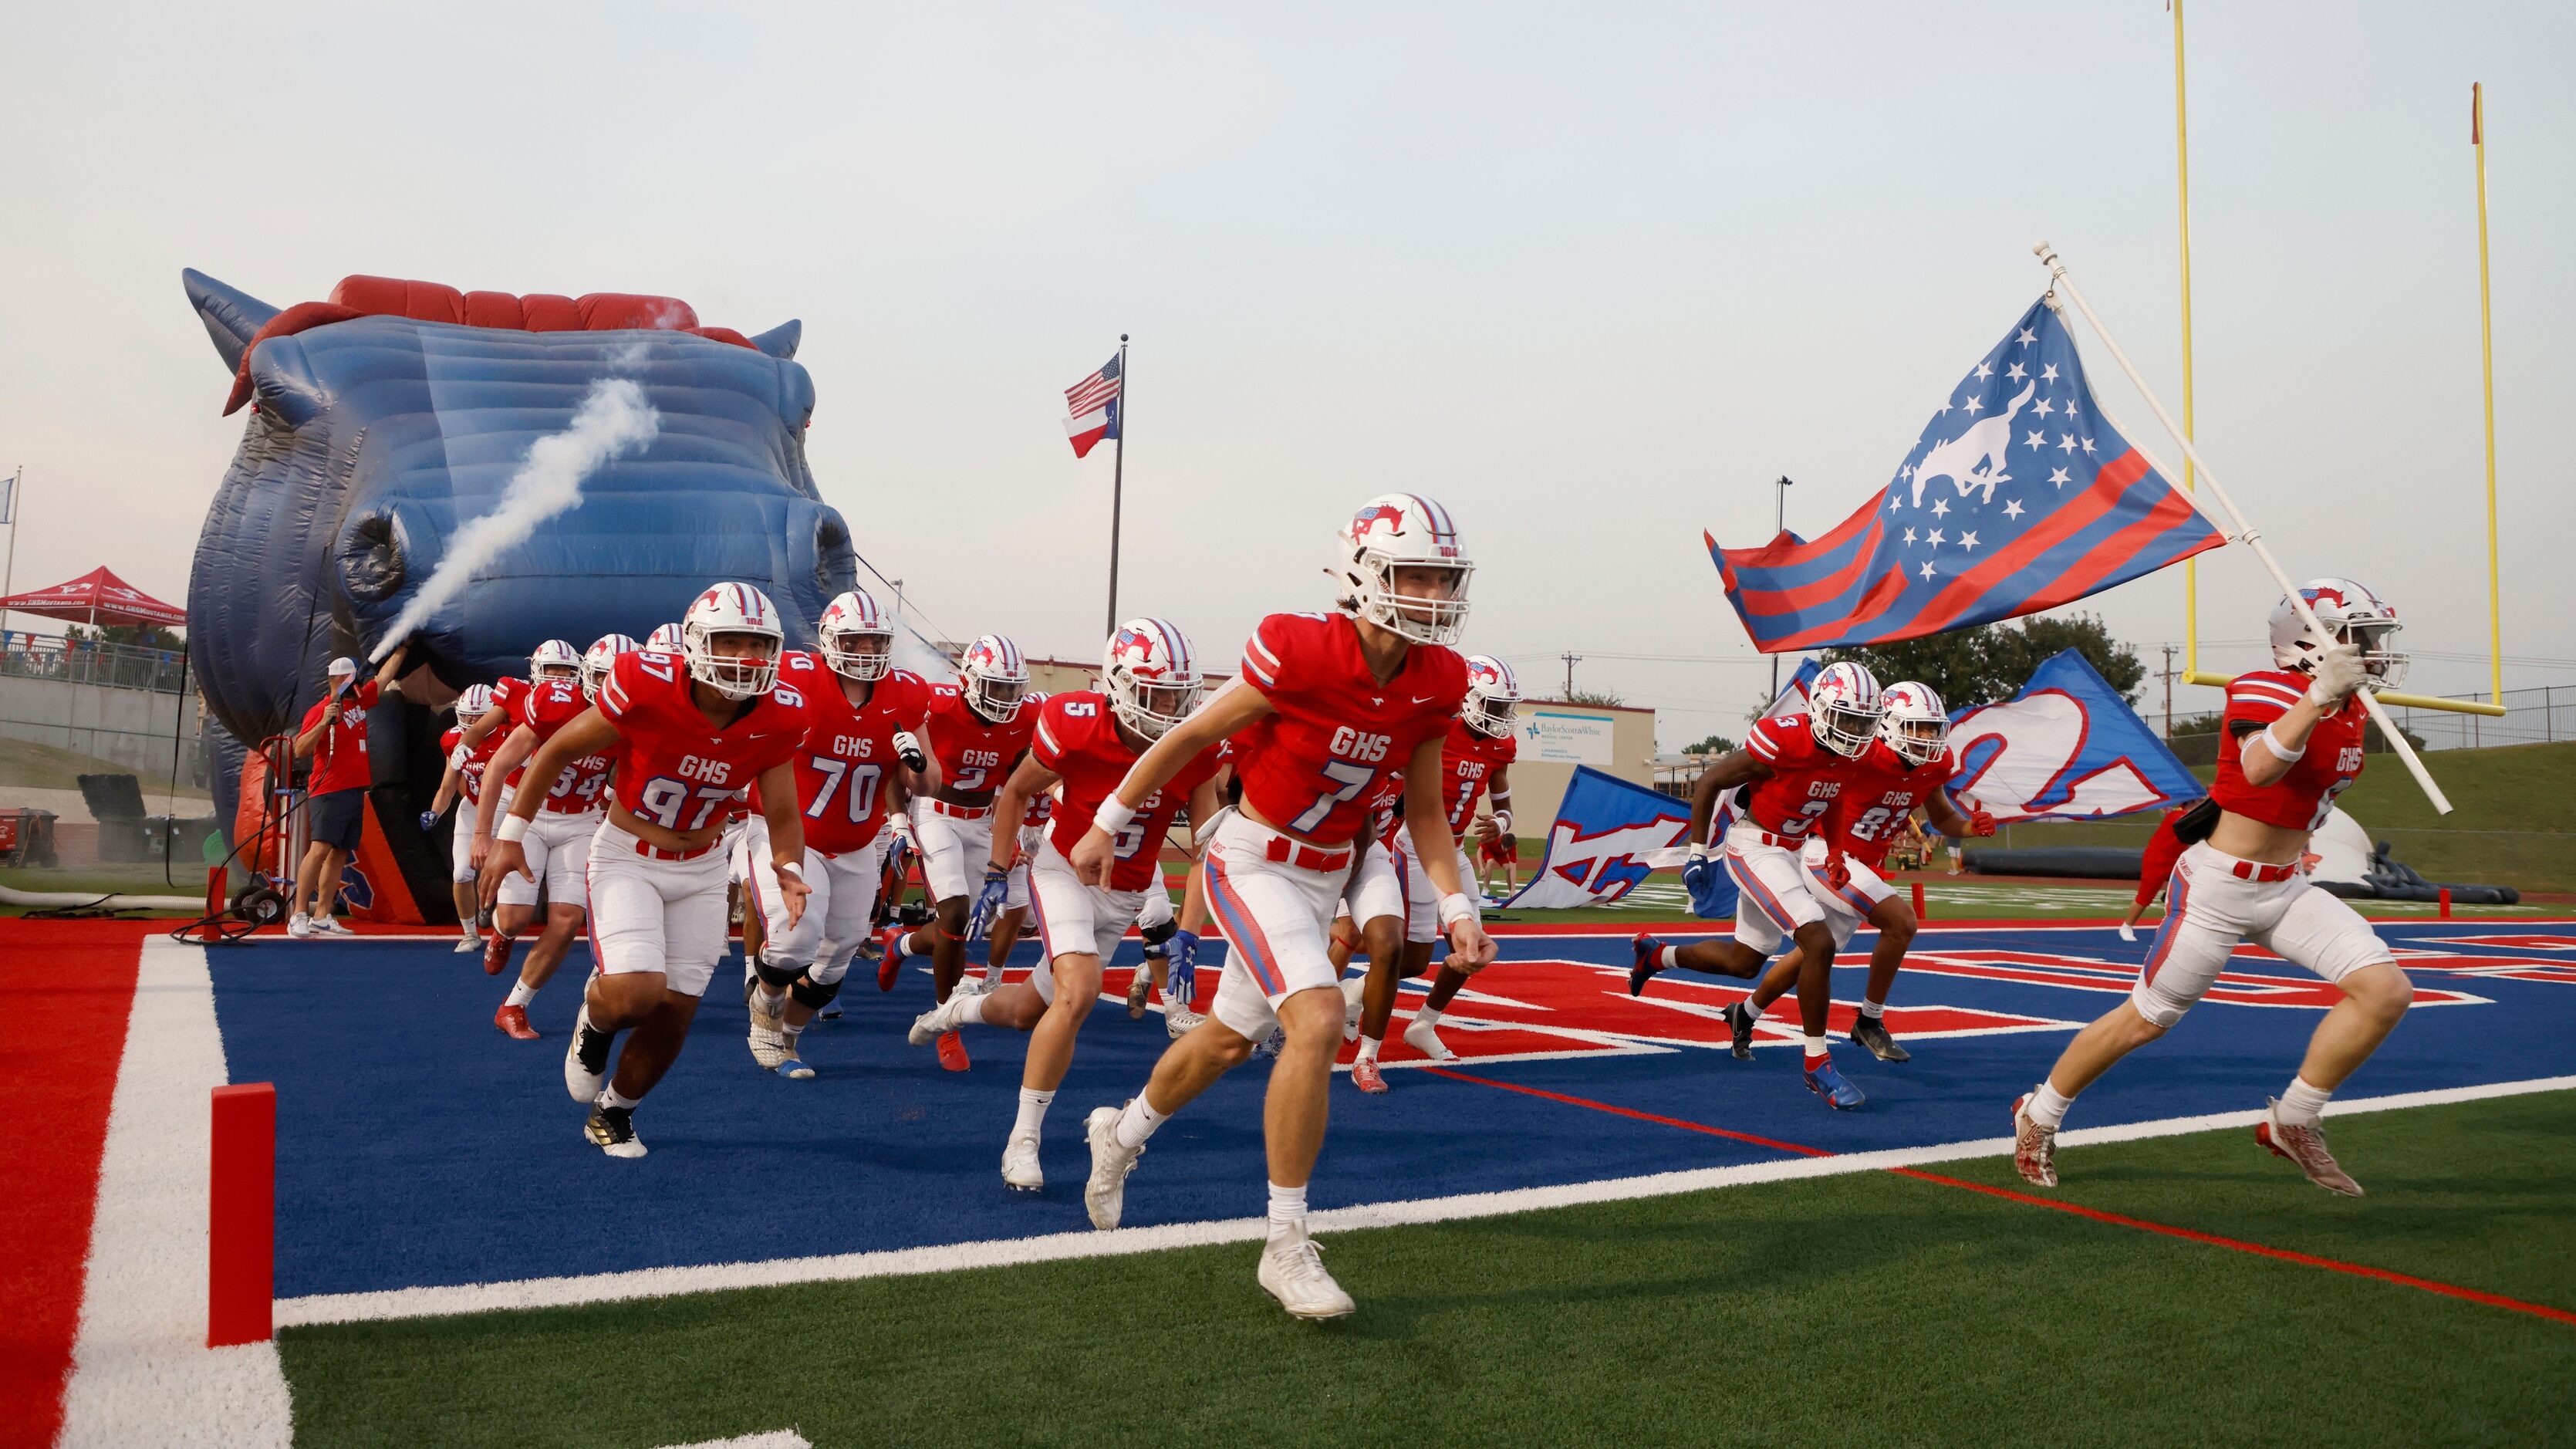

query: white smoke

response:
[370,377,660,661]
[894,628,961,684]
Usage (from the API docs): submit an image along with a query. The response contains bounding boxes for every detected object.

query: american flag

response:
[1064,353,1122,458]
[1710,297,2225,653]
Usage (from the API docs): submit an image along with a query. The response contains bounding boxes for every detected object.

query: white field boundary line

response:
[273,1073,2576,1330]
[59,937,293,1449]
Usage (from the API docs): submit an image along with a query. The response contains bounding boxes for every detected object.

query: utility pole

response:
[1561,651,1582,699]
[2160,643,2177,737]
[1767,475,1793,699]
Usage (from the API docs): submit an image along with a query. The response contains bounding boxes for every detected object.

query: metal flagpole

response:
[1,466,21,637]
[1106,334,1129,638]
[2170,0,2205,685]
[2033,241,2454,815]
[2473,83,2503,710]
[1768,476,1792,700]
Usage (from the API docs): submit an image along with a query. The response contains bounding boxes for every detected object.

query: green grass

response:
[0,735,208,800]
[278,1091,2576,1447]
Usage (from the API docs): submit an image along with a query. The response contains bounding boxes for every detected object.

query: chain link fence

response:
[0,628,191,694]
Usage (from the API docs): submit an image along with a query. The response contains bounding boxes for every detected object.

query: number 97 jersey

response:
[762,651,932,854]
[596,649,809,836]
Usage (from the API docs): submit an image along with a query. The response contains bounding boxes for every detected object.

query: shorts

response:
[583,816,731,997]
[498,802,599,910]
[738,816,889,986]
[2130,842,2399,1027]
[1135,883,1174,933]
[722,816,750,884]
[450,796,481,883]
[1339,839,1404,930]
[910,800,994,904]
[1478,838,1514,866]
[1798,837,1897,949]
[1724,819,1826,955]
[308,788,366,853]
[1394,826,1477,945]
[1026,840,1149,1005]
[1202,812,1352,1043]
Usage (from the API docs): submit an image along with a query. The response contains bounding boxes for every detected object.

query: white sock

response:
[1268,1181,1308,1235]
[1802,1033,1829,1066]
[1859,998,1886,1019]
[2277,1076,2332,1126]
[1737,996,1765,1020]
[1014,1086,1055,1137]
[953,993,990,1028]
[599,1085,641,1110]
[1413,1007,1443,1029]
[505,980,537,1009]
[2026,1082,2073,1129]
[461,923,478,941]
[781,1018,804,1041]
[1357,1035,1382,1062]
[1113,1093,1167,1149]
[1659,945,1680,969]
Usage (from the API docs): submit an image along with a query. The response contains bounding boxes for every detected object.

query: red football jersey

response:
[2212,670,2365,831]
[1737,712,1865,843]
[1827,738,1958,869]
[1033,690,1228,891]
[761,651,933,854]
[506,678,614,814]
[2135,807,2191,906]
[921,684,1038,797]
[441,724,506,804]
[1433,718,1518,835]
[1234,613,1468,846]
[297,679,380,796]
[594,649,809,834]
[1363,772,1407,849]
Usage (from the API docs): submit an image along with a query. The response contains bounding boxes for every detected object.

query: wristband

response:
[1438,891,1476,929]
[772,860,803,880]
[1093,797,1139,836]
[1491,809,1513,833]
[1687,840,1712,861]
[2260,724,2306,763]
[495,815,532,843]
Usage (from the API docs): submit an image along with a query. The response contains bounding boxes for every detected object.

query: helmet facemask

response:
[685,627,781,700]
[1345,552,1474,647]
[1109,674,1202,741]
[822,627,894,683]
[1815,699,1882,757]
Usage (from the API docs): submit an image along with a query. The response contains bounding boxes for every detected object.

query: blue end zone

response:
[208,922,2576,1299]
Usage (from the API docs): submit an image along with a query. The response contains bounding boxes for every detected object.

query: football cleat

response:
[2010,1094,2059,1188]
[564,1008,612,1103]
[483,933,514,978]
[585,1102,647,1159]
[1724,1001,1759,1060]
[876,926,906,991]
[494,1004,539,1041]
[2257,1100,2363,1197]
[1165,1006,1204,1040]
[746,981,784,1035]
[748,1024,797,1071]
[1258,1224,1357,1320]
[1002,1130,1044,1191]
[453,933,482,954]
[1804,1059,1865,1110]
[936,1029,971,1072]
[1850,1013,1910,1063]
[1340,975,1366,1042]
[906,998,955,1048]
[1352,1057,1389,1095]
[771,1049,815,1081]
[1401,1014,1454,1062]
[1628,934,1665,997]
[1127,968,1153,1018]
[1084,1104,1143,1230]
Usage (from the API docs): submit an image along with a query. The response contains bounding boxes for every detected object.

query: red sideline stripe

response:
[1420,1067,1829,1158]
[0,920,154,1449]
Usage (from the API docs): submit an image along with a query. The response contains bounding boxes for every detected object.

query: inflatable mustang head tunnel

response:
[184,269,858,921]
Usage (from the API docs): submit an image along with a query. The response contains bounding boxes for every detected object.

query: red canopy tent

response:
[0,566,186,629]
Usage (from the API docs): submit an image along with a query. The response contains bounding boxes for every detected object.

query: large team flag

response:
[1683,658,1819,919]
[1502,767,1695,909]
[1710,297,2225,653]
[1064,353,1122,458]
[1946,649,2203,823]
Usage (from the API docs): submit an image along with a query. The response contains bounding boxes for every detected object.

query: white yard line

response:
[651,1433,811,1449]
[58,937,294,1448]
[273,1073,2576,1330]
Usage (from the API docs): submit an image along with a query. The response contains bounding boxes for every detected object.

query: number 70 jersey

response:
[761,651,933,853]
[596,649,809,836]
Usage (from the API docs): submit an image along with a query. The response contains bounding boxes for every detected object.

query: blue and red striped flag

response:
[1710,298,2225,654]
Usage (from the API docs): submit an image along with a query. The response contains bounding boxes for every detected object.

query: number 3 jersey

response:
[513,678,614,815]
[921,684,1039,798]
[1825,739,1957,870]
[596,649,809,835]
[2211,669,2366,830]
[1234,612,1467,846]
[1032,690,1229,891]
[1738,712,1865,843]
[758,652,934,854]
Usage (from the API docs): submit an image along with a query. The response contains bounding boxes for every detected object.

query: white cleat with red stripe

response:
[2257,1100,2364,1197]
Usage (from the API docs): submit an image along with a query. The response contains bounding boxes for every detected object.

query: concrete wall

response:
[0,675,202,777]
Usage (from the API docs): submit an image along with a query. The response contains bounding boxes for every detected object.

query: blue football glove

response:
[967,866,1011,941]
[418,809,441,831]
[1166,928,1199,1008]
[1680,846,1715,896]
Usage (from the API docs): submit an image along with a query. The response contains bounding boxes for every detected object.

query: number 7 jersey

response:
[1234,612,1467,845]
[596,649,809,836]
[758,651,933,854]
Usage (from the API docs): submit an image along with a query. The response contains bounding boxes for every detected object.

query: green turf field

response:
[277,1089,2576,1447]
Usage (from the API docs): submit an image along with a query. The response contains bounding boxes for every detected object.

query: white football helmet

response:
[1461,655,1522,739]
[529,638,582,685]
[2270,578,2406,687]
[455,683,496,724]
[680,583,785,700]
[645,623,684,654]
[957,633,1028,722]
[1102,619,1204,741]
[1334,493,1473,647]
[582,634,640,701]
[817,589,894,683]
[1808,660,1884,758]
[1876,680,1950,767]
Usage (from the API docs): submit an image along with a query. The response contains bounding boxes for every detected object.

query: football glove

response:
[1822,849,1852,893]
[967,866,1010,941]
[1680,843,1715,896]
[418,809,441,831]
[2306,640,2367,707]
[892,730,927,772]
[1967,809,1997,837]
[1166,928,1199,1008]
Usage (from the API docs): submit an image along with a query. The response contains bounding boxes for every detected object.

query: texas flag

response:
[1711,297,2225,654]
[1064,353,1122,458]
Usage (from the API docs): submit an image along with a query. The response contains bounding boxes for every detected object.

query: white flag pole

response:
[2033,241,2453,816]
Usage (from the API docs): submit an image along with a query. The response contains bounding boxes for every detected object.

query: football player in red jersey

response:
[472,638,624,1039]
[458,640,586,971]
[739,590,937,1078]
[1629,660,1884,1110]
[481,584,812,1157]
[1076,495,1494,1321]
[877,633,1038,1071]
[427,684,502,954]
[910,620,1226,1190]
[2014,580,2414,1195]
[1724,681,1994,1068]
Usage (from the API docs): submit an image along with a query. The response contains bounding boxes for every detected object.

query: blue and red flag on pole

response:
[1710,297,2225,654]
[1065,353,1122,458]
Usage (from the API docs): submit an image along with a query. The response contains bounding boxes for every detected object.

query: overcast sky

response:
[5,2,2568,748]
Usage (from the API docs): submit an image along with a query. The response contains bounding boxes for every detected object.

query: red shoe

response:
[483,934,515,977]
[936,1029,971,1072]
[1352,1057,1389,1095]
[876,926,906,992]
[494,1003,539,1040]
